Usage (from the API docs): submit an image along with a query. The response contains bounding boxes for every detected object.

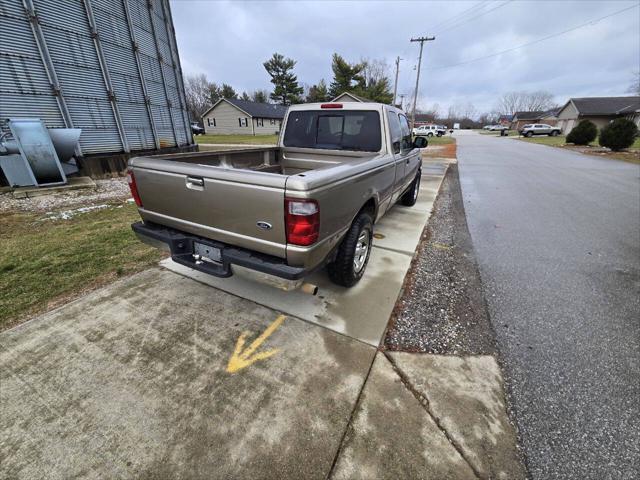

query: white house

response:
[201,98,288,135]
[556,96,640,134]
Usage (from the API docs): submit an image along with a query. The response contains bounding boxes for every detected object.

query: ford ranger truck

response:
[128,102,427,288]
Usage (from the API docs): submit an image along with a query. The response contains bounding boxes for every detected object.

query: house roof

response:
[331,92,370,102]
[201,98,288,119]
[565,96,640,116]
[499,114,513,121]
[513,111,546,121]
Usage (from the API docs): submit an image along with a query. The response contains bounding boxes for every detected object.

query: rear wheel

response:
[551,130,559,136]
[427,132,434,137]
[328,212,373,287]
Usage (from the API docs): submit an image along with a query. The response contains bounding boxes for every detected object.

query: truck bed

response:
[146,147,343,176]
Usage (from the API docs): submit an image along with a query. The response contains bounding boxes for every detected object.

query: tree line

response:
[185,52,394,121]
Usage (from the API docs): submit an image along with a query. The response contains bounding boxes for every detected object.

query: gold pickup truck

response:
[129,102,426,288]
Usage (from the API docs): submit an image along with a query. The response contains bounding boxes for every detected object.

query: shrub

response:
[566,120,597,145]
[598,118,638,151]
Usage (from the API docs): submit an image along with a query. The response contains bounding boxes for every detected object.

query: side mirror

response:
[413,136,428,149]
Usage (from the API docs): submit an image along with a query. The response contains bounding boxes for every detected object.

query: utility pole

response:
[392,56,402,107]
[410,36,435,129]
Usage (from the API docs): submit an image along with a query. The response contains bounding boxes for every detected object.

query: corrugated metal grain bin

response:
[0,0,194,173]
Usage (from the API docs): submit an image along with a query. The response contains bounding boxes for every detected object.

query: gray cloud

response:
[170,0,640,114]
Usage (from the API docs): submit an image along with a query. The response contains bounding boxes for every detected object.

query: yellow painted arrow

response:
[226,315,286,373]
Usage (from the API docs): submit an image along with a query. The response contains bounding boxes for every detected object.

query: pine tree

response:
[241,91,250,101]
[328,53,365,98]
[220,83,237,99]
[306,79,329,103]
[251,90,269,103]
[263,53,303,106]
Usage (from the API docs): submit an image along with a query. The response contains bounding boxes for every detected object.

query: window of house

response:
[207,118,216,127]
[238,118,248,127]
[270,119,276,125]
[257,118,264,127]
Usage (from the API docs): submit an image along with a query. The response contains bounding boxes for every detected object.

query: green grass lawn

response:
[0,203,163,330]
[518,135,640,148]
[517,134,640,163]
[195,134,278,145]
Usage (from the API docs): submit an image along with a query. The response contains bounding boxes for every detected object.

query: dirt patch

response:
[422,142,457,159]
[384,164,496,354]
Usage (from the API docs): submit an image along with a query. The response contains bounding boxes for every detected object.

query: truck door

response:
[398,114,420,190]
[386,110,405,203]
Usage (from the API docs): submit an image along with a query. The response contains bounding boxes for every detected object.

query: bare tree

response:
[627,71,640,96]
[185,73,213,121]
[496,91,556,115]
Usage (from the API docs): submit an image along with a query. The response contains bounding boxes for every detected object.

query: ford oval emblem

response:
[256,221,272,230]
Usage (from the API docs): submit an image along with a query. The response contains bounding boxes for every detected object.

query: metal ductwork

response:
[0,118,81,187]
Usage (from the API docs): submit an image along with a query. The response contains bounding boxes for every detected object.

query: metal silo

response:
[0,0,194,174]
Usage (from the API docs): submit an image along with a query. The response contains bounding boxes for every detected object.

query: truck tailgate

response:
[131,158,287,258]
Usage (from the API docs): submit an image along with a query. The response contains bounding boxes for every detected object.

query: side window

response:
[238,118,248,127]
[398,115,412,154]
[387,111,402,154]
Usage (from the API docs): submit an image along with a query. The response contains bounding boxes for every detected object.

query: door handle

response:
[406,158,410,164]
[186,176,204,189]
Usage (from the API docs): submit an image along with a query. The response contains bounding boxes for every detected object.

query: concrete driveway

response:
[0,158,524,479]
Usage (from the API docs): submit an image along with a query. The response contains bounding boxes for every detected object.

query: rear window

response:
[283,110,381,152]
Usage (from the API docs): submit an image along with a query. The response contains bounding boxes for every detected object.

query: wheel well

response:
[357,198,377,223]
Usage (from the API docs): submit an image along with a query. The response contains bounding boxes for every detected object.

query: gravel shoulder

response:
[384,163,496,355]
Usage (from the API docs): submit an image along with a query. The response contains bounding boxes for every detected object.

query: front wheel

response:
[328,212,373,287]
[526,131,533,137]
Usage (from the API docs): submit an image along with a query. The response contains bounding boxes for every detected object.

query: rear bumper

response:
[132,221,309,280]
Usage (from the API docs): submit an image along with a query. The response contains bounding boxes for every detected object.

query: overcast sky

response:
[170,0,640,114]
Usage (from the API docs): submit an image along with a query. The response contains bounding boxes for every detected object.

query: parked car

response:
[519,124,561,137]
[488,124,508,131]
[412,124,444,137]
[129,102,427,288]
[191,122,205,135]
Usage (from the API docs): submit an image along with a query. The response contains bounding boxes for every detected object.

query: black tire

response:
[401,169,421,206]
[526,131,534,137]
[328,212,373,287]
[551,130,559,136]
[427,132,433,137]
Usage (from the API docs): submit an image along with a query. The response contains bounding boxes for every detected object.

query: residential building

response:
[511,110,559,130]
[556,96,640,134]
[331,92,370,103]
[498,115,513,127]
[201,98,287,135]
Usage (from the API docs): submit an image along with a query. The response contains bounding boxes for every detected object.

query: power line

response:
[429,1,491,32]
[430,3,639,70]
[435,0,514,35]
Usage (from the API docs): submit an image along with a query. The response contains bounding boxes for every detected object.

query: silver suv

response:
[519,124,561,137]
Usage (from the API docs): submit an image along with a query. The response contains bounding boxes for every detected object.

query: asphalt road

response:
[457,132,640,479]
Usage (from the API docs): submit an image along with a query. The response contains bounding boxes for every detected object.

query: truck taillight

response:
[126,170,142,207]
[285,198,319,246]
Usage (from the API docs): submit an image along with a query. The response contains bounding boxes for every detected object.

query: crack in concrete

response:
[382,351,484,480]
[326,349,378,480]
